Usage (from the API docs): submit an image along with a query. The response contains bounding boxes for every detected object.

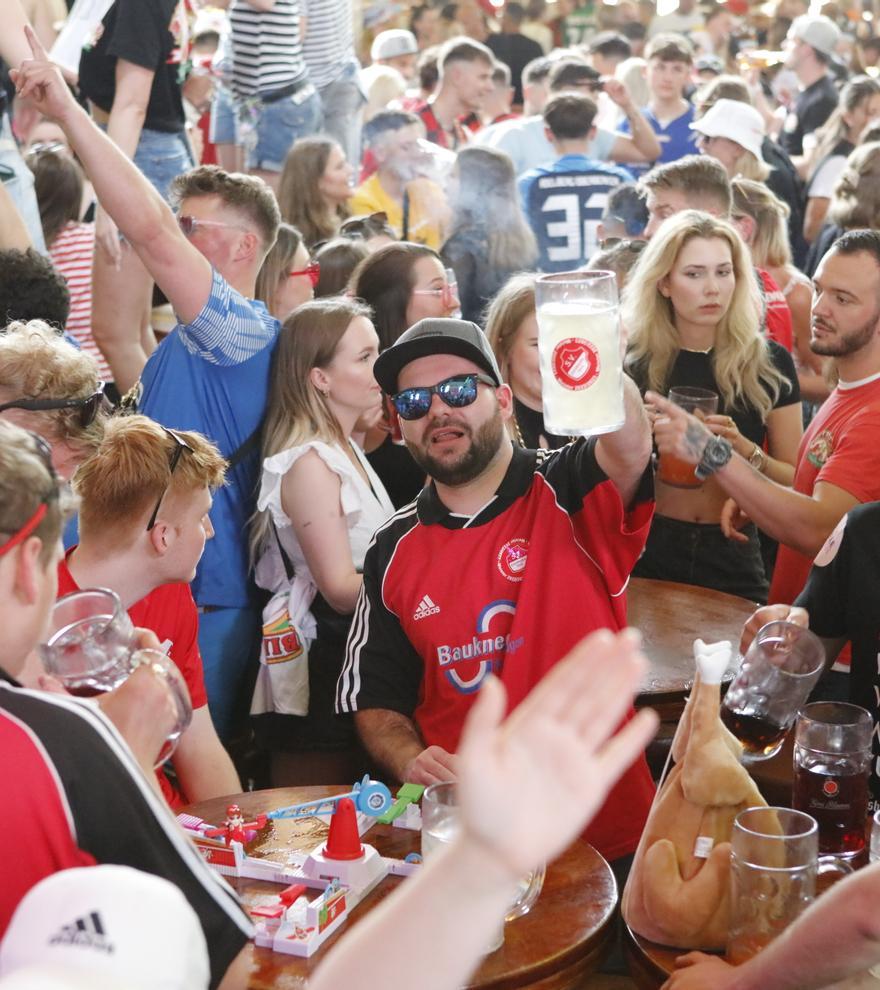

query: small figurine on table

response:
[204,804,268,846]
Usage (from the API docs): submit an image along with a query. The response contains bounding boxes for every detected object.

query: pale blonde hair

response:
[731,177,792,269]
[74,415,226,537]
[623,210,786,419]
[728,148,771,182]
[0,320,105,461]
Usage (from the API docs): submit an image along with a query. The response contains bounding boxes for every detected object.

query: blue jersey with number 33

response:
[519,154,632,273]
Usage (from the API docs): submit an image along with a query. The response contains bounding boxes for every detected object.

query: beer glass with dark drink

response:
[793,702,872,862]
[720,621,825,761]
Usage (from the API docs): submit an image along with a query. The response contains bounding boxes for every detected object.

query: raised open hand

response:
[457,628,657,880]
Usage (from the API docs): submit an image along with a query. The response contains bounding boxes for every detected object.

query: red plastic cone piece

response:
[323,797,363,861]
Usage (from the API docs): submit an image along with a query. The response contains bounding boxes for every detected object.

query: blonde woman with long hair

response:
[441,147,537,324]
[624,210,801,602]
[278,138,353,248]
[251,298,394,785]
[484,273,567,450]
[730,178,829,405]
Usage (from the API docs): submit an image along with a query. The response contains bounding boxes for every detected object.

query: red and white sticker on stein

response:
[535,270,624,437]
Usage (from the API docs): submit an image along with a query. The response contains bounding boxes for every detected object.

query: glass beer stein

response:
[720,621,825,761]
[534,271,623,437]
[793,702,872,861]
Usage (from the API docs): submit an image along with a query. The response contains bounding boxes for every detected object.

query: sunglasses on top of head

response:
[391,373,496,421]
[0,384,106,428]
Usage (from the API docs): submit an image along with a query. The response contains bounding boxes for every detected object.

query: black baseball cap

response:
[373,318,504,394]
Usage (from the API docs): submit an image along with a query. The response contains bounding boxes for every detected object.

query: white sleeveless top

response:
[254,439,394,633]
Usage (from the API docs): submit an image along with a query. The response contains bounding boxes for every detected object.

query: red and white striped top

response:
[48,221,112,381]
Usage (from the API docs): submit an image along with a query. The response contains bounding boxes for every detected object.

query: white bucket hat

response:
[691,99,766,160]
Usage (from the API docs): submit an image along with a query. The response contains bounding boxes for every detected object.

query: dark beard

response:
[408,408,505,486]
[810,312,880,357]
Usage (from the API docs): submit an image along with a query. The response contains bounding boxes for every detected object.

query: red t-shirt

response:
[758,268,794,353]
[770,376,880,605]
[57,551,208,808]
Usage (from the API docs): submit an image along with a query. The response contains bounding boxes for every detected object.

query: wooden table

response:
[184,786,619,990]
[628,577,756,776]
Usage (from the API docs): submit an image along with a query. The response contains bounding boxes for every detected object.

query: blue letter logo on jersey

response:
[438,599,518,694]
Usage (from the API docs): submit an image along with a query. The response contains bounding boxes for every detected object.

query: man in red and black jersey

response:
[0,420,251,988]
[337,317,656,863]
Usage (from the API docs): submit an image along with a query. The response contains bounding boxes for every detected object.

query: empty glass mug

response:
[421,782,545,953]
[727,806,853,965]
[720,621,826,761]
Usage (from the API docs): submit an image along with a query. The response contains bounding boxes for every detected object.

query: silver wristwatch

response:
[695,435,733,481]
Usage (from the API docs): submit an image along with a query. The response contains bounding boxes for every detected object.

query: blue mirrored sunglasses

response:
[391,373,496,421]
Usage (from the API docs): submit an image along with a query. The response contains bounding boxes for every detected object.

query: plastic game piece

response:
[323,798,363,861]
[377,782,426,825]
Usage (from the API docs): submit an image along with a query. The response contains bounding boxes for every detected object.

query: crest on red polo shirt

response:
[806,429,834,469]
[497,538,529,582]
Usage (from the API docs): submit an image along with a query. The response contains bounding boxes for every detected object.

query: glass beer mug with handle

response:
[720,621,826,761]
[534,270,623,437]
[727,807,853,966]
[421,782,545,953]
[40,588,193,768]
[793,702,873,862]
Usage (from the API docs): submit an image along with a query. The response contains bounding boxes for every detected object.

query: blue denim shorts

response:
[248,86,322,172]
[209,84,237,146]
[132,127,193,201]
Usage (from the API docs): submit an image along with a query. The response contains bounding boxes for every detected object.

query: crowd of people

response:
[4,0,880,985]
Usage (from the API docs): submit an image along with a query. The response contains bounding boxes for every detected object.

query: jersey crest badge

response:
[497,538,529,582]
[806,429,834,469]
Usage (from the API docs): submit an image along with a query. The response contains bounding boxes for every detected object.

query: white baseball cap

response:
[371,29,419,62]
[789,14,841,58]
[0,867,210,990]
[691,99,766,161]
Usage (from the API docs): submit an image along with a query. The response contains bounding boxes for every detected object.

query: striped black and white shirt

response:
[301,0,355,89]
[230,0,309,100]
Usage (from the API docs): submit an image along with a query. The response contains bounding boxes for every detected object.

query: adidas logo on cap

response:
[49,912,113,955]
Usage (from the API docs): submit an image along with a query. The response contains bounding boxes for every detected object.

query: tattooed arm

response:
[647,392,859,559]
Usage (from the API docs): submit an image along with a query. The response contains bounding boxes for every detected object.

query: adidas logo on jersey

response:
[413,595,440,620]
[49,911,113,954]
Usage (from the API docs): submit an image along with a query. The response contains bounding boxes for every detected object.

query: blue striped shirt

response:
[139,269,280,608]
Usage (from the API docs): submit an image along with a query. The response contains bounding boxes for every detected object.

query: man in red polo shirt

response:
[649,229,880,610]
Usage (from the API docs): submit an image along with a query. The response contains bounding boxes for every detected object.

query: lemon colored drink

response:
[536,301,623,436]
